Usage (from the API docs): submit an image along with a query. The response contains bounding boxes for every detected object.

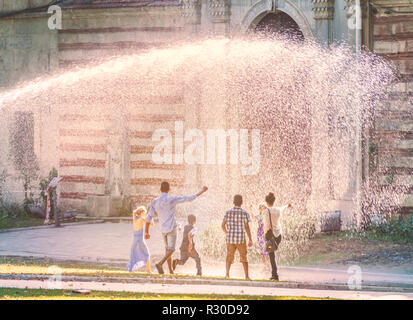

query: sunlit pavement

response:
[0,278,412,300]
[0,222,412,290]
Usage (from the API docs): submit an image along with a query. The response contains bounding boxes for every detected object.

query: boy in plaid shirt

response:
[221,194,253,280]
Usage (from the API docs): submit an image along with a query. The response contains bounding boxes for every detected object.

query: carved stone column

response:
[208,0,231,35]
[344,0,368,22]
[101,109,130,216]
[345,0,370,49]
[312,0,335,44]
[344,0,355,16]
[312,0,335,20]
[180,0,202,33]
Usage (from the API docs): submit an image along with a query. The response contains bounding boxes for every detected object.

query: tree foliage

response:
[8,112,39,202]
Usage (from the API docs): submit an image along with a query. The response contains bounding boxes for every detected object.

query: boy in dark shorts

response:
[172,214,202,276]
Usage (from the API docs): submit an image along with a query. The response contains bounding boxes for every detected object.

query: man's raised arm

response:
[173,186,208,204]
[196,186,208,197]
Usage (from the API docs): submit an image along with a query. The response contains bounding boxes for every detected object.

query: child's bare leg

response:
[146,260,151,274]
[167,257,174,274]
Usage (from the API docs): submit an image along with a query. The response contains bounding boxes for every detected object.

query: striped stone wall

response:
[57,5,183,68]
[2,0,413,217]
[374,82,413,215]
[56,95,189,211]
[50,4,196,211]
[126,109,186,207]
[372,5,413,216]
[374,14,413,78]
[58,110,109,209]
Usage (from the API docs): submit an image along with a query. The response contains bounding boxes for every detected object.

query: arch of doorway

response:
[240,0,314,40]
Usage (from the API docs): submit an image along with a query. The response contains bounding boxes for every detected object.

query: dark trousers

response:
[265,231,282,278]
[177,248,202,275]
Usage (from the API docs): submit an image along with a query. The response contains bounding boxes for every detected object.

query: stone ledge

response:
[0,0,51,14]
[61,0,180,9]
[0,273,412,293]
[0,220,105,234]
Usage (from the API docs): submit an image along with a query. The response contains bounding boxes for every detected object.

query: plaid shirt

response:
[223,207,251,244]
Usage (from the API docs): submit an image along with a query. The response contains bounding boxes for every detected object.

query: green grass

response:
[0,215,46,230]
[0,256,266,282]
[0,288,328,300]
[347,228,413,244]
[347,215,413,244]
[291,251,350,266]
[0,256,188,279]
[0,215,96,230]
[287,231,413,268]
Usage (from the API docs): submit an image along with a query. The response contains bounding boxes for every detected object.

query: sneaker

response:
[269,275,279,281]
[172,259,178,271]
[155,263,164,275]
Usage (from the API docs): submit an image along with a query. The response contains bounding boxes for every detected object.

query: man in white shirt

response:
[263,192,291,281]
[145,182,208,274]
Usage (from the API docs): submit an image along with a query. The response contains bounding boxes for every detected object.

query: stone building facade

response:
[0,0,412,220]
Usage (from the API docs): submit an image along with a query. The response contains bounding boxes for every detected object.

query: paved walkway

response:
[0,222,412,289]
[0,221,163,263]
[0,278,412,300]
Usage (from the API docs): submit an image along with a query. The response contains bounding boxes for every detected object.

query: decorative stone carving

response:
[180,0,201,25]
[344,0,367,18]
[345,0,356,18]
[312,0,335,20]
[105,111,129,198]
[208,0,231,22]
[106,131,124,197]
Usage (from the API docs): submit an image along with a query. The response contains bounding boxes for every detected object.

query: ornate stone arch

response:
[241,0,314,40]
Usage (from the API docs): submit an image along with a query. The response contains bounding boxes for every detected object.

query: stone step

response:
[0,0,51,12]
